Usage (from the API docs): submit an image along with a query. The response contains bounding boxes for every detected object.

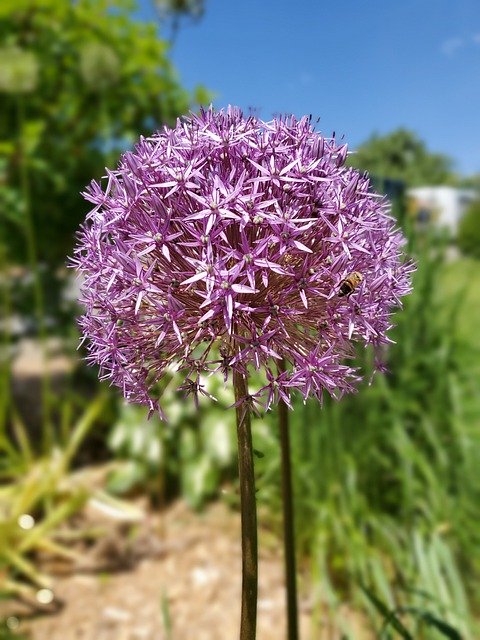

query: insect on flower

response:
[337,271,364,298]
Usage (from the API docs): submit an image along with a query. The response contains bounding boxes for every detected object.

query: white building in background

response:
[407,186,477,234]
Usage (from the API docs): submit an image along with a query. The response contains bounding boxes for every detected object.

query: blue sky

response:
[138,0,480,176]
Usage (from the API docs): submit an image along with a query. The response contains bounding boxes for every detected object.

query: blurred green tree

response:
[457,200,480,259]
[0,0,210,267]
[349,128,454,187]
[458,173,480,192]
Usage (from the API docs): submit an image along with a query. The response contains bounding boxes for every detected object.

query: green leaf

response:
[420,612,463,639]
[21,120,45,155]
[399,608,463,640]
[107,461,146,495]
[359,584,414,640]
[160,590,173,640]
[181,454,218,509]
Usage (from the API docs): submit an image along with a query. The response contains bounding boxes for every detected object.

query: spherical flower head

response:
[72,106,414,416]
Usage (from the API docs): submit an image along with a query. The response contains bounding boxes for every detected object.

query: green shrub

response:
[107,374,238,510]
[457,200,480,259]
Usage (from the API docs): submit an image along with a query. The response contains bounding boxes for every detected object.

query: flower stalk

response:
[17,97,52,448]
[233,370,258,640]
[278,358,299,640]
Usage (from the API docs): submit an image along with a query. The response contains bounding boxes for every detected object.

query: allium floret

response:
[72,106,414,416]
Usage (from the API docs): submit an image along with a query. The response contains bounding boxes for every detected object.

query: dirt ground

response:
[4,499,367,640]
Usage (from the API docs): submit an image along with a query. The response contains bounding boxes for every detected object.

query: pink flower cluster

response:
[73,107,413,416]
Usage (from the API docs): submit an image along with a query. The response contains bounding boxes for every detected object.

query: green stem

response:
[278,358,299,640]
[0,245,12,436]
[233,370,258,640]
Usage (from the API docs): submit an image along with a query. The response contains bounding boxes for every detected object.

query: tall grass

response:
[254,230,480,637]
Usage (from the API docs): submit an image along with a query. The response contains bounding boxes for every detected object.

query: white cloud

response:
[441,37,464,56]
[441,31,480,55]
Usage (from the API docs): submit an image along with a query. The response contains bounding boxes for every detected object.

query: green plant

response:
[160,589,173,640]
[360,583,463,639]
[107,373,237,509]
[0,392,108,600]
[0,618,28,640]
[457,200,480,259]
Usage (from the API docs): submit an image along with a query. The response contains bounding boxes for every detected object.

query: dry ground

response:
[4,499,367,640]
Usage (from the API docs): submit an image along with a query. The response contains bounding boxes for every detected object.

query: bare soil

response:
[7,499,367,640]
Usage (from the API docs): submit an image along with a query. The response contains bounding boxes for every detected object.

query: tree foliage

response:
[349,128,454,187]
[0,0,210,266]
[458,173,480,192]
[457,200,480,259]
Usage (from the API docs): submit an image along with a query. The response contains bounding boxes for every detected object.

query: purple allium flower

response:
[72,107,414,416]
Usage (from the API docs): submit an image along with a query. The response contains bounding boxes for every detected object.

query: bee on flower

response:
[337,271,364,298]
